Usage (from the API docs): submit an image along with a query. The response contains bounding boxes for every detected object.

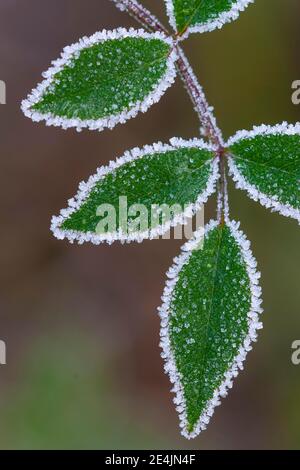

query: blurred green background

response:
[0,0,299,450]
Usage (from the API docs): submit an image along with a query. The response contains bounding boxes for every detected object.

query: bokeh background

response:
[0,0,300,450]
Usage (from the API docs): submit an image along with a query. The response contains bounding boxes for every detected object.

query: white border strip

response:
[165,0,254,38]
[227,122,300,224]
[158,218,263,439]
[21,28,177,133]
[50,139,219,245]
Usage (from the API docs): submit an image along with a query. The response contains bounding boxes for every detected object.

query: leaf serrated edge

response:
[164,0,254,38]
[158,218,263,439]
[227,122,300,224]
[21,28,177,133]
[50,138,219,245]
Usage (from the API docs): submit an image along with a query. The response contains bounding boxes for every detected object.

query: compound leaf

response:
[228,123,300,223]
[22,29,177,132]
[165,0,254,37]
[51,139,219,244]
[159,219,262,438]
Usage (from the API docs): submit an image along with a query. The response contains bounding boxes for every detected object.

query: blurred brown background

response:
[0,0,300,450]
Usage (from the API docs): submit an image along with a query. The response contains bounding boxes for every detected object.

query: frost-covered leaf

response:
[21,28,177,132]
[159,219,263,439]
[228,123,300,223]
[51,139,219,244]
[165,0,254,37]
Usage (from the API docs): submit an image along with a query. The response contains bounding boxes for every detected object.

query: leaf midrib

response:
[178,0,230,33]
[34,46,172,114]
[192,225,224,420]
[104,157,213,208]
[180,0,206,33]
[232,153,300,179]
[64,50,170,90]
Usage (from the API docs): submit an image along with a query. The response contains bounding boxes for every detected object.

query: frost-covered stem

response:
[217,151,229,224]
[110,0,169,34]
[175,47,224,149]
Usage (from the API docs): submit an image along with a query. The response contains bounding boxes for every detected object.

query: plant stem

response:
[111,0,169,34]
[175,47,223,149]
[110,0,227,221]
[217,150,228,224]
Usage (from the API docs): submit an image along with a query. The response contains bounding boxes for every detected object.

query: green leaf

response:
[21,29,177,132]
[228,123,300,223]
[165,0,253,36]
[51,139,219,244]
[159,219,262,438]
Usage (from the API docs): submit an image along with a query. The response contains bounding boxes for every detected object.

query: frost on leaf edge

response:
[158,218,263,439]
[21,28,177,133]
[51,138,219,245]
[227,122,300,224]
[164,0,254,38]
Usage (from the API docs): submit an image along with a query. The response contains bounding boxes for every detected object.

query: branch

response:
[110,0,168,34]
[175,47,223,149]
[217,150,229,224]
